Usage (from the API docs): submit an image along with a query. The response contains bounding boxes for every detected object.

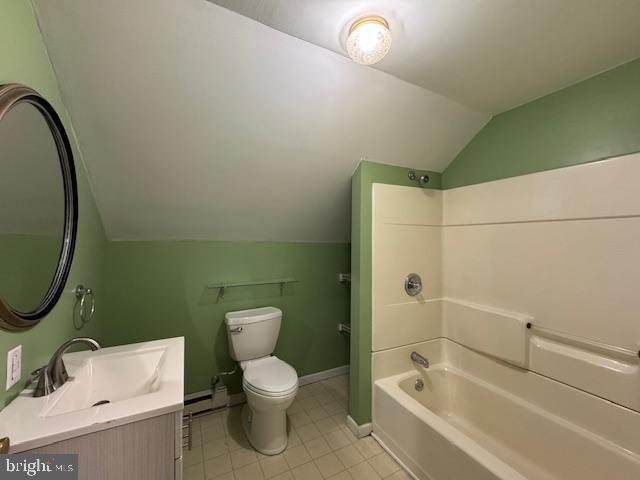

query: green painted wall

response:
[0,0,107,408]
[102,241,350,396]
[349,162,440,425]
[443,58,640,188]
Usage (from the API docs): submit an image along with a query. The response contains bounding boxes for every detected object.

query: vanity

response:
[0,85,184,478]
[0,337,184,480]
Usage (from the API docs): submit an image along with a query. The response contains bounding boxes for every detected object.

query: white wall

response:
[371,153,640,411]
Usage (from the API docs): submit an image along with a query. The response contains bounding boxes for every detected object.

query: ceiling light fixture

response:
[346,15,392,65]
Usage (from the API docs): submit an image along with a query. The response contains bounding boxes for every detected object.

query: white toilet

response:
[224,306,298,455]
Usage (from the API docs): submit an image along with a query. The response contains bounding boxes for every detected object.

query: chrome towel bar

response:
[206,278,298,298]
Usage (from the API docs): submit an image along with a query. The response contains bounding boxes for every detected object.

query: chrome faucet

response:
[33,337,102,397]
[411,351,429,368]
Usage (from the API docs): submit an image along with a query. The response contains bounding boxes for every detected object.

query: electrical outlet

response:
[5,345,21,390]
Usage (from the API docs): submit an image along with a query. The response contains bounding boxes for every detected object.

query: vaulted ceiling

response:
[31,0,640,242]
[211,0,640,114]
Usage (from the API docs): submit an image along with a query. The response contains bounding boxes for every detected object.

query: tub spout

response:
[411,351,429,368]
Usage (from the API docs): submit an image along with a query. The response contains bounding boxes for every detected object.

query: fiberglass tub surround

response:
[373,339,640,480]
[370,153,640,479]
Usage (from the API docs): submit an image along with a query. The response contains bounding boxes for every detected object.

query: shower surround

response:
[369,153,640,479]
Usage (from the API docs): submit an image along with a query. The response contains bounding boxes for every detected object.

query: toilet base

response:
[241,400,290,455]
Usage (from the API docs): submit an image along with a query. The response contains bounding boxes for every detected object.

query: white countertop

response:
[0,337,184,452]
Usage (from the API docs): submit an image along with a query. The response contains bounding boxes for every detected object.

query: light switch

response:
[5,345,21,390]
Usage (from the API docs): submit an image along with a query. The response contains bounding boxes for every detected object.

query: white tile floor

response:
[183,375,411,480]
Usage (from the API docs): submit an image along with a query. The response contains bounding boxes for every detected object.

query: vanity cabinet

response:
[24,411,183,480]
[0,338,185,479]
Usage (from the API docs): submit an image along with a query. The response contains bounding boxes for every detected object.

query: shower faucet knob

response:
[404,273,423,296]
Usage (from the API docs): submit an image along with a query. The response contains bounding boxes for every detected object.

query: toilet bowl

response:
[225,307,298,455]
[240,356,298,454]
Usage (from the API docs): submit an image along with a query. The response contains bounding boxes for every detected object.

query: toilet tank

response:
[225,307,282,361]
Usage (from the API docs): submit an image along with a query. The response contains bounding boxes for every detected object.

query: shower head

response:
[407,171,430,186]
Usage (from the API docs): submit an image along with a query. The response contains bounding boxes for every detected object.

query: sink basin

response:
[0,337,183,453]
[43,347,167,417]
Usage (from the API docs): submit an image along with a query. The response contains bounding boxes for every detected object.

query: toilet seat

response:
[242,356,298,398]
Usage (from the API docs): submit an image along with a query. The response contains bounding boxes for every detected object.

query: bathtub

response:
[373,364,640,480]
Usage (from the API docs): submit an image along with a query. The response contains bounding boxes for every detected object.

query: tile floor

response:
[183,375,411,480]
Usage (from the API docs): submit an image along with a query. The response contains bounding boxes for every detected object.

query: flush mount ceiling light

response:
[346,16,392,65]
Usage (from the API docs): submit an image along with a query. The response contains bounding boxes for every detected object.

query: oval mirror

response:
[0,84,78,330]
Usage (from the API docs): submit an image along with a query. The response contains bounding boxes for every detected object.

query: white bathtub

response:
[373,362,640,480]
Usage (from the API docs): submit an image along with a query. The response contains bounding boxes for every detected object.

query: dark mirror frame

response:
[0,84,78,331]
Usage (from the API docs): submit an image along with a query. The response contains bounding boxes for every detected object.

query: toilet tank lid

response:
[225,306,282,326]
